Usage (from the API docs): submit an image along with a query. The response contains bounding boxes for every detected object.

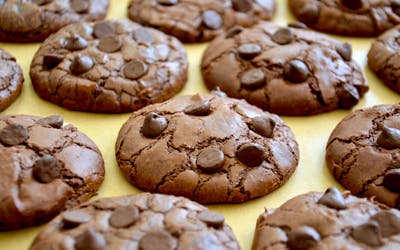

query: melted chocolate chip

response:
[299,5,320,23]
[197,148,225,173]
[240,68,265,89]
[93,22,116,38]
[70,54,93,75]
[288,22,308,29]
[64,34,88,51]
[32,155,63,184]
[340,0,363,10]
[383,169,400,193]
[371,210,400,237]
[157,0,178,5]
[98,35,122,53]
[141,112,168,138]
[133,28,155,44]
[238,43,262,60]
[225,25,244,38]
[283,60,309,83]
[287,226,321,250]
[237,142,265,167]
[139,231,176,250]
[43,54,64,70]
[203,10,222,30]
[32,0,53,5]
[184,101,211,116]
[37,115,64,128]
[377,126,400,150]
[109,206,139,228]
[70,0,89,13]
[335,42,352,61]
[123,59,148,80]
[351,221,383,246]
[272,28,294,45]
[197,210,225,229]
[250,116,275,138]
[74,229,106,250]
[62,211,92,229]
[317,187,347,210]
[232,0,252,12]
[0,123,29,146]
[338,84,360,109]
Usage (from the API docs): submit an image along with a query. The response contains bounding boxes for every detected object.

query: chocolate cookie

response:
[0,0,109,43]
[326,104,400,208]
[0,114,104,231]
[289,0,400,36]
[201,22,368,116]
[0,48,23,111]
[128,0,276,43]
[115,93,299,204]
[252,187,400,249]
[30,19,188,113]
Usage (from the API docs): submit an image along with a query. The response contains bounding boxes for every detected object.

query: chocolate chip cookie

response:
[115,93,299,204]
[0,0,109,43]
[30,19,188,113]
[289,0,400,36]
[252,187,400,249]
[326,104,400,208]
[30,193,240,250]
[0,48,23,111]
[201,22,368,116]
[128,0,276,43]
[0,114,104,231]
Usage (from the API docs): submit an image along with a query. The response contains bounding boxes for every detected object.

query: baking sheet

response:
[0,0,399,249]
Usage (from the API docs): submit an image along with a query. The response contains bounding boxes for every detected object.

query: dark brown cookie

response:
[30,193,240,250]
[115,93,299,204]
[30,19,188,113]
[128,0,276,43]
[289,0,400,36]
[0,0,109,43]
[252,187,400,249]
[326,104,400,208]
[0,48,23,111]
[0,114,104,231]
[201,21,368,116]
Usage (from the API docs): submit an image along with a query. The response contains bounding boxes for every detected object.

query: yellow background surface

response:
[0,0,399,249]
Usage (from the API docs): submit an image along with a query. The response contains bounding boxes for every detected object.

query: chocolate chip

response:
[240,69,265,89]
[250,116,275,138]
[64,34,88,51]
[37,115,64,128]
[70,0,89,13]
[211,87,227,97]
[351,221,383,246]
[288,22,308,29]
[225,25,244,38]
[335,42,352,61]
[237,142,264,167]
[392,3,400,16]
[139,231,177,250]
[272,28,294,45]
[70,54,93,75]
[93,22,116,38]
[371,210,400,237]
[74,229,106,250]
[317,187,347,210]
[133,28,155,44]
[299,5,320,23]
[338,84,359,109]
[43,54,64,70]
[0,123,28,146]
[141,112,168,138]
[377,126,400,150]
[32,155,63,184]
[184,101,211,116]
[287,226,321,250]
[203,10,222,30]
[283,60,309,83]
[62,210,92,229]
[98,35,122,53]
[383,169,400,193]
[197,210,225,229]
[157,0,178,5]
[197,148,225,173]
[232,0,252,12]
[237,43,262,60]
[32,0,53,6]
[340,0,363,10]
[123,59,148,80]
[109,206,139,228]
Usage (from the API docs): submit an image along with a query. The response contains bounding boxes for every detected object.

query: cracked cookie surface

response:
[29,193,240,250]
[128,0,275,43]
[0,48,23,111]
[0,0,109,42]
[115,93,299,204]
[252,188,400,250]
[30,19,188,113]
[201,21,368,116]
[289,0,400,36]
[326,104,400,208]
[0,114,104,231]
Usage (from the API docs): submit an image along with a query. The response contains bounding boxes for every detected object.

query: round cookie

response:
[30,19,188,113]
[0,0,109,43]
[127,0,276,43]
[289,0,400,36]
[252,187,400,249]
[0,48,23,111]
[0,114,104,231]
[368,25,400,94]
[115,93,299,204]
[326,104,400,208]
[201,22,368,116]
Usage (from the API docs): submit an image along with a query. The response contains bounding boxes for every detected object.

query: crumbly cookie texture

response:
[116,93,299,204]
[326,104,400,208]
[30,193,240,250]
[0,48,23,111]
[128,0,276,42]
[201,21,368,116]
[0,115,104,231]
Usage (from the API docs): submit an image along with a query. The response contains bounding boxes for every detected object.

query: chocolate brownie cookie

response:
[289,0,400,36]
[0,48,23,111]
[0,114,104,231]
[326,104,400,208]
[30,193,240,250]
[115,93,299,204]
[252,187,400,249]
[201,22,368,116]
[0,0,109,43]
[30,19,188,113]
[128,0,276,43]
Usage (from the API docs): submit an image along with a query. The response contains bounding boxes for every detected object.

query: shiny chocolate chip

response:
[351,221,383,246]
[37,115,64,128]
[237,142,265,167]
[371,210,400,237]
[141,112,168,138]
[225,25,244,38]
[62,211,92,229]
[299,5,320,23]
[98,35,122,53]
[197,210,225,229]
[139,231,176,250]
[133,28,155,44]
[64,34,88,51]
[157,0,178,5]
[70,0,89,13]
[32,0,53,5]
[238,43,262,60]
[250,116,275,138]
[338,84,359,109]
[197,148,225,173]
[383,169,400,193]
[184,101,211,116]
[240,68,265,89]
[109,206,139,228]
[0,123,29,146]
[203,10,222,30]
[283,60,309,83]
[232,0,252,12]
[74,229,106,250]
[272,28,294,45]
[43,54,64,70]
[287,226,321,250]
[70,54,93,75]
[340,0,363,10]
[123,59,148,80]
[317,187,347,209]
[335,42,352,61]
[288,22,308,29]
[93,22,116,38]
[377,126,400,150]
[32,155,63,184]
